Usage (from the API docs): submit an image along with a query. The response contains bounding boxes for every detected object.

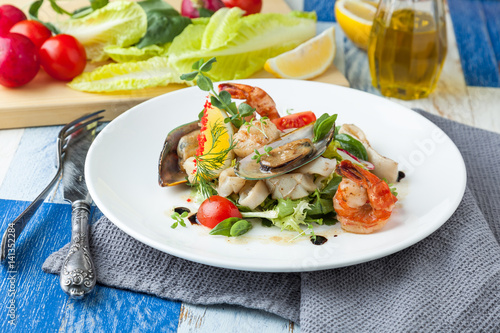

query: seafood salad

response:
[159,58,401,241]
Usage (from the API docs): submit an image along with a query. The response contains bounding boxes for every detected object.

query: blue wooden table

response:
[1,0,499,332]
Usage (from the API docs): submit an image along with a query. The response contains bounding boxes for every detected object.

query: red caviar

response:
[196,100,212,156]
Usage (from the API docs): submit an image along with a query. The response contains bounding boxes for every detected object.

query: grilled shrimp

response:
[333,160,397,234]
[218,83,281,120]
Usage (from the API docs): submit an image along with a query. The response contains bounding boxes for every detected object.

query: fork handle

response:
[59,200,96,299]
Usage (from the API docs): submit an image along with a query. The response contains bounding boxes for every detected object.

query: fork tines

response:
[59,110,105,152]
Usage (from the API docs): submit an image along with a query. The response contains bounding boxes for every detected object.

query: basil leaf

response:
[320,174,342,199]
[28,0,59,34]
[139,0,172,12]
[335,133,368,161]
[71,6,93,19]
[230,220,252,237]
[49,0,71,15]
[209,217,241,236]
[136,9,191,48]
[90,0,109,10]
[313,113,329,138]
[313,114,337,143]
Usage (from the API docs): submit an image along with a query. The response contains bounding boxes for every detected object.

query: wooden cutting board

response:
[0,0,349,129]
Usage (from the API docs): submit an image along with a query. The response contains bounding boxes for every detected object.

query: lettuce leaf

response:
[55,1,147,62]
[68,57,187,92]
[168,8,317,81]
[104,43,170,63]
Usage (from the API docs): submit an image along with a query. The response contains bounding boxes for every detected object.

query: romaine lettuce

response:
[68,56,187,92]
[55,1,147,62]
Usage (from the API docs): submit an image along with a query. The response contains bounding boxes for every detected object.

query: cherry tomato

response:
[271,111,317,131]
[10,20,52,49]
[221,0,262,15]
[0,33,39,88]
[39,34,86,81]
[197,195,242,229]
[0,5,26,36]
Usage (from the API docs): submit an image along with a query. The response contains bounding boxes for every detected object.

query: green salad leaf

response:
[104,43,170,63]
[55,1,147,61]
[68,56,186,92]
[335,133,368,161]
[137,0,191,49]
[169,8,317,81]
[241,199,312,233]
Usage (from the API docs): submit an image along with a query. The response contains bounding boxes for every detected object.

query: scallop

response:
[234,122,335,180]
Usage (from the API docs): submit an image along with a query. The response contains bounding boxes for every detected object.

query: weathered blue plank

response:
[448,0,500,87]
[0,200,68,332]
[0,200,181,332]
[482,0,500,67]
[304,0,336,22]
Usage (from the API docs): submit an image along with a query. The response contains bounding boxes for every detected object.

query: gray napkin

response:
[43,110,500,332]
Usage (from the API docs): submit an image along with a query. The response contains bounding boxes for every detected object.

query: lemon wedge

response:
[263,26,336,80]
[196,102,235,178]
[335,0,377,50]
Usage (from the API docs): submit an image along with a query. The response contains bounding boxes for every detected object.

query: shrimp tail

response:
[218,83,281,120]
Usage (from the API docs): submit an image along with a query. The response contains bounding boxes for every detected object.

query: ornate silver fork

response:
[0,110,105,262]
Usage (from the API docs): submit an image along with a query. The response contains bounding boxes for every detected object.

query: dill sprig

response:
[192,118,237,199]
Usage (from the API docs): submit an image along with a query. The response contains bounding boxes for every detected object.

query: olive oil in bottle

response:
[368,8,447,100]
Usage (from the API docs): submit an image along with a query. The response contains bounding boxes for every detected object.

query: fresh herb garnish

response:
[209,217,252,237]
[335,133,368,161]
[244,117,270,138]
[191,118,237,199]
[171,211,188,229]
[313,113,337,143]
[180,58,255,128]
[252,146,273,163]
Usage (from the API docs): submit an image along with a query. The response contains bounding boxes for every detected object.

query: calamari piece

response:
[297,156,336,177]
[233,120,280,158]
[218,167,246,198]
[339,124,399,183]
[265,173,317,200]
[183,157,197,183]
[238,180,270,210]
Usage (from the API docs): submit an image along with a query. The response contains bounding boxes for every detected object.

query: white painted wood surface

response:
[0,2,498,332]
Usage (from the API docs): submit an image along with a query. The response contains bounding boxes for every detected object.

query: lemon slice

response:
[196,103,235,178]
[335,0,377,50]
[263,26,336,80]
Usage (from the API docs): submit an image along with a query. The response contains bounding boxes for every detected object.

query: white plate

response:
[86,79,466,272]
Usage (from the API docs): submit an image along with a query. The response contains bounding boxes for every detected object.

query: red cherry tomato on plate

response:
[197,195,242,229]
[221,0,262,15]
[0,33,40,88]
[10,20,52,49]
[39,34,86,81]
[0,5,27,36]
[271,111,317,131]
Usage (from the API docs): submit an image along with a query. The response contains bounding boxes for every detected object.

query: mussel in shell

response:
[158,121,199,187]
[234,122,335,180]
